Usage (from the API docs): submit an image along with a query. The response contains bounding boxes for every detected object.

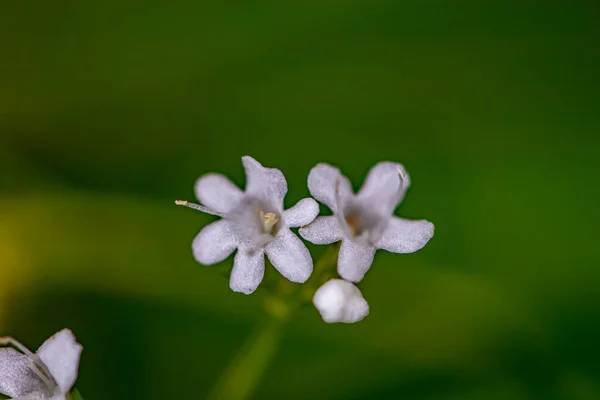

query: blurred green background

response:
[1,1,599,399]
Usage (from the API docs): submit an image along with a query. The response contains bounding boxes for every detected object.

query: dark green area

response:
[1,1,599,398]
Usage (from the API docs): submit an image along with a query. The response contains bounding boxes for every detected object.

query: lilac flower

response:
[0,329,83,400]
[177,156,319,294]
[300,162,434,282]
[313,279,369,323]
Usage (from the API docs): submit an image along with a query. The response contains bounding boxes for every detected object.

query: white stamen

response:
[175,200,225,217]
[397,166,406,181]
[0,336,57,391]
[397,166,405,192]
[25,359,56,390]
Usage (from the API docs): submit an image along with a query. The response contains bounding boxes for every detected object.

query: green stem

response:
[206,315,286,400]
[207,245,339,400]
[69,388,84,400]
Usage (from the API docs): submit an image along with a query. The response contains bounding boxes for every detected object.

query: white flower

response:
[300,162,434,282]
[313,279,369,323]
[177,156,319,295]
[0,329,83,400]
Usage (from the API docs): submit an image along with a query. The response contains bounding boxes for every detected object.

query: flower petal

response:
[195,173,244,213]
[299,216,343,245]
[0,348,47,398]
[307,163,353,212]
[313,279,369,323]
[192,220,238,265]
[283,198,319,228]
[357,162,409,216]
[375,217,434,253]
[242,156,288,210]
[338,239,376,282]
[230,247,265,294]
[266,228,313,283]
[36,329,82,394]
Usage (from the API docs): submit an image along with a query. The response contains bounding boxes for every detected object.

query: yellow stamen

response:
[260,211,279,232]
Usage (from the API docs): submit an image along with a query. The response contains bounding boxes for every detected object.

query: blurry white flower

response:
[0,329,83,400]
[300,162,434,282]
[313,279,369,323]
[177,156,319,294]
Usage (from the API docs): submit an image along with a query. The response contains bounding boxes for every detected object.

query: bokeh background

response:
[1,1,599,399]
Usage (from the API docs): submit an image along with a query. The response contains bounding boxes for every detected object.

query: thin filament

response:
[25,359,56,391]
[0,337,57,392]
[175,200,225,217]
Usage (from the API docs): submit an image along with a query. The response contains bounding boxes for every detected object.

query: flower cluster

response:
[178,156,434,323]
[0,329,82,400]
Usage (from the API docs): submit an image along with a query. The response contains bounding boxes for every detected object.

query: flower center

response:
[342,205,387,245]
[345,212,369,237]
[345,214,361,236]
[260,210,279,234]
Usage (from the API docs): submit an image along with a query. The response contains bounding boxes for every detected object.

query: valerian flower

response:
[0,329,83,400]
[300,162,434,282]
[313,279,369,323]
[177,156,319,295]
